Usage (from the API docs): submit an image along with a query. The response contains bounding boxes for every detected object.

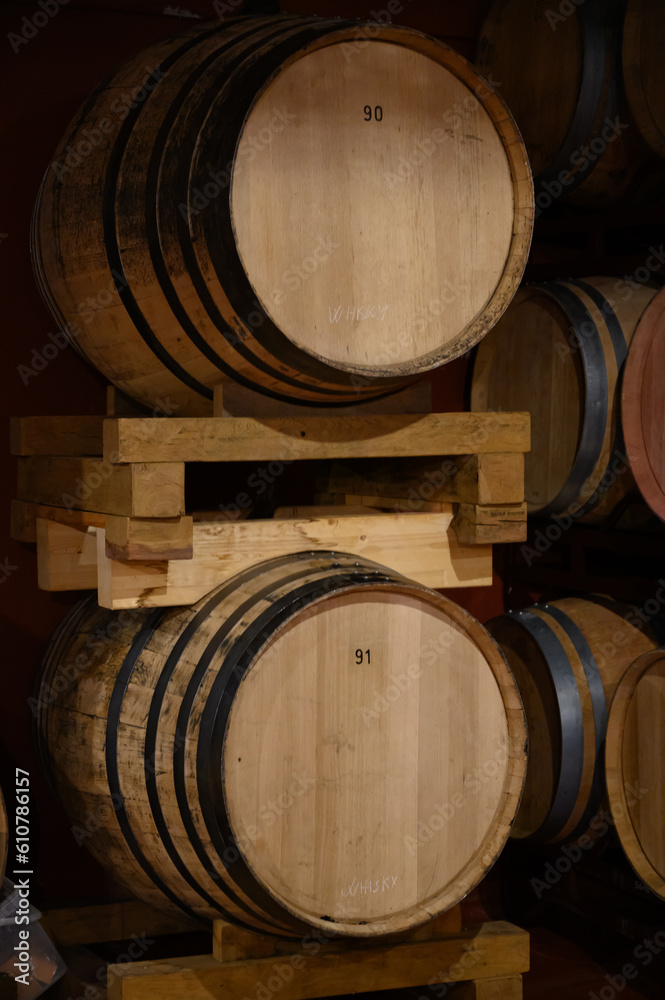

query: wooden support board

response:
[41,899,196,948]
[105,921,528,1000]
[94,514,492,609]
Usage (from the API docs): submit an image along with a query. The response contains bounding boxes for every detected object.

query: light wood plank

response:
[36,518,98,591]
[10,415,104,456]
[106,922,529,1000]
[213,379,432,418]
[17,457,185,517]
[41,899,196,947]
[10,500,106,543]
[274,505,387,519]
[96,514,493,609]
[102,413,530,464]
[105,516,193,562]
[322,452,526,507]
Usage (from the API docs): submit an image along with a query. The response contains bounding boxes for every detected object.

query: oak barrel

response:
[623,0,665,158]
[32,15,533,415]
[622,286,665,523]
[35,552,526,936]
[605,647,665,901]
[471,277,657,522]
[477,0,650,211]
[487,597,663,844]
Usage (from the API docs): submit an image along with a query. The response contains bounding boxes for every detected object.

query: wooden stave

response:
[605,647,665,901]
[477,0,650,210]
[622,286,665,523]
[33,16,533,414]
[470,277,657,522]
[488,597,663,845]
[623,0,665,158]
[36,552,526,937]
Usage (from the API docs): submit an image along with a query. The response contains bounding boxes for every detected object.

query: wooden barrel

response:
[477,0,651,211]
[623,0,665,158]
[605,647,665,901]
[471,277,657,523]
[32,15,533,415]
[487,596,663,844]
[35,552,526,936]
[622,286,665,523]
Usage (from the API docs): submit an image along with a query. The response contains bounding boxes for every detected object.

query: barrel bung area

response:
[3,1,665,999]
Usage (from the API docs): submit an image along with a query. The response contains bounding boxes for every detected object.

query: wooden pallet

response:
[43,900,529,1000]
[11,385,529,609]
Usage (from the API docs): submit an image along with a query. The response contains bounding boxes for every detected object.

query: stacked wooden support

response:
[11,385,529,610]
[42,900,530,1000]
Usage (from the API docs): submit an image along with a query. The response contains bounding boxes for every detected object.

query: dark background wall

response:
[0,0,504,907]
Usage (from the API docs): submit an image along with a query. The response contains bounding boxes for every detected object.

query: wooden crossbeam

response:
[99,413,529,464]
[95,514,492,609]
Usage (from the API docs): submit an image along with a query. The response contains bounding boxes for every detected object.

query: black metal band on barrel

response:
[105,608,203,924]
[535,282,609,518]
[535,0,620,199]
[538,603,608,841]
[197,569,400,929]
[143,554,312,930]
[102,26,228,400]
[507,609,584,842]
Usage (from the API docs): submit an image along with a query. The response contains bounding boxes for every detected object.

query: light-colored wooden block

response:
[105,516,194,561]
[213,379,432,418]
[17,457,185,517]
[11,500,105,543]
[458,454,525,505]
[106,922,529,1000]
[102,413,530,464]
[10,415,105,456]
[36,518,98,591]
[452,503,528,545]
[96,514,493,609]
[273,505,387,518]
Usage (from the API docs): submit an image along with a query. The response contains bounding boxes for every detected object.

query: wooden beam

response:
[103,413,530,464]
[41,899,197,947]
[213,379,432,418]
[96,514,493,609]
[321,453,526,507]
[106,922,529,1000]
[105,516,194,562]
[452,504,528,546]
[17,457,185,517]
[453,977,523,999]
[10,416,104,456]
[36,519,98,591]
[11,500,105,544]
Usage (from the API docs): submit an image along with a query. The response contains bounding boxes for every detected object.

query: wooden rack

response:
[11,384,529,609]
[43,900,530,1000]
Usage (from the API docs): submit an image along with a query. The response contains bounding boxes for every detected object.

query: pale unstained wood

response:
[95,515,493,609]
[452,504,527,546]
[105,922,529,999]
[36,519,99,592]
[10,416,105,456]
[104,515,193,562]
[10,500,105,543]
[102,413,531,464]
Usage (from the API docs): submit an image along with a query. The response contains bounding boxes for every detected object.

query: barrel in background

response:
[487,596,662,844]
[471,277,657,523]
[605,647,665,901]
[32,15,533,415]
[623,0,665,158]
[35,552,526,936]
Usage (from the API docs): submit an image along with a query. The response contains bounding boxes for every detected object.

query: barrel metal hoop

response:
[507,608,584,842]
[535,0,621,199]
[534,282,609,518]
[197,571,404,927]
[104,607,204,923]
[538,603,608,841]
